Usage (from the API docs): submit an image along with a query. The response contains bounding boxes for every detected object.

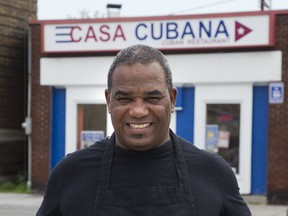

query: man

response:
[37,44,251,215]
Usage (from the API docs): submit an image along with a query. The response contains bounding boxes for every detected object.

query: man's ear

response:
[170,87,177,113]
[105,89,111,114]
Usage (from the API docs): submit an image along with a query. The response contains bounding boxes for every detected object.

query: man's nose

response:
[129,100,149,118]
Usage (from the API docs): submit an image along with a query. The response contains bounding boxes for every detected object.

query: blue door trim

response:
[251,86,268,194]
[176,86,268,194]
[51,88,66,169]
[176,87,195,143]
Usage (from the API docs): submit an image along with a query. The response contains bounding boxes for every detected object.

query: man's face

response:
[105,62,177,151]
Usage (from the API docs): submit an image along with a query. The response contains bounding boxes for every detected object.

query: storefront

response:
[29,10,288,203]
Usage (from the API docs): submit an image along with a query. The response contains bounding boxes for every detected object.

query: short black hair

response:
[107,44,173,91]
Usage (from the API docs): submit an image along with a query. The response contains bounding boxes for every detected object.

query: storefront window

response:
[205,104,240,173]
[77,104,107,149]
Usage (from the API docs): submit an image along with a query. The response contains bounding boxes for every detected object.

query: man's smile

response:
[128,123,151,129]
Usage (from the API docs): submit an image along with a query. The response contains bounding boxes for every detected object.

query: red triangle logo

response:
[235,21,252,41]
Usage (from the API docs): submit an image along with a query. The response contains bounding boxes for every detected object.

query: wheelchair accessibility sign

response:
[269,82,284,104]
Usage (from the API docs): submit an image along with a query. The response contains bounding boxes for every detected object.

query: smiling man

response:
[37,44,251,216]
[106,61,176,151]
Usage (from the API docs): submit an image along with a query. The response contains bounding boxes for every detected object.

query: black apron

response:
[93,133,196,216]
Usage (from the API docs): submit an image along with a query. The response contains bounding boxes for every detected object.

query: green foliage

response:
[0,175,31,194]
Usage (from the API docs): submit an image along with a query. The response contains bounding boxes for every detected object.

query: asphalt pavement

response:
[0,193,287,216]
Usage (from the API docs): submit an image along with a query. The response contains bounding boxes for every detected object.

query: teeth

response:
[129,123,150,129]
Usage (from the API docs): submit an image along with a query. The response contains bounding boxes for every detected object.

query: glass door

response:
[194,84,252,194]
[77,104,107,149]
[206,104,240,174]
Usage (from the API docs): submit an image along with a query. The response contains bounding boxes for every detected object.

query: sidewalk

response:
[0,193,43,216]
[0,193,287,216]
[249,204,287,216]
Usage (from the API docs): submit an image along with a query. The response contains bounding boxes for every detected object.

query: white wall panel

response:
[41,51,282,86]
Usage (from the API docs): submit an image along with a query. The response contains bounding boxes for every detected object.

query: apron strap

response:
[96,134,115,189]
[170,130,197,216]
[93,135,115,215]
[94,131,197,216]
[171,130,191,187]
[98,132,190,188]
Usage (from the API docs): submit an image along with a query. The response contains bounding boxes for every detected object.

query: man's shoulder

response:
[52,137,109,173]
[176,135,229,170]
[67,137,107,159]
[174,135,202,155]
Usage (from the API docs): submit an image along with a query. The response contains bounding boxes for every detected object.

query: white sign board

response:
[269,82,284,104]
[81,130,104,148]
[41,13,273,53]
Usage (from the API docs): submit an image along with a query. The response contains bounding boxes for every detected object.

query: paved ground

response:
[0,193,287,216]
[249,205,287,216]
[0,193,42,216]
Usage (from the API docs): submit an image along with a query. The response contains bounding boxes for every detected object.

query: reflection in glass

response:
[206,104,240,173]
[77,104,107,149]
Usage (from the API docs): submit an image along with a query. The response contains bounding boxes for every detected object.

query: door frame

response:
[194,83,252,194]
[66,86,110,154]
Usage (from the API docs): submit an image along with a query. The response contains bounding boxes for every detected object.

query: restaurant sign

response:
[41,13,273,53]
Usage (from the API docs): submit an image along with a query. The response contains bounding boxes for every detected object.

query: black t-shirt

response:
[37,133,251,216]
[111,141,178,189]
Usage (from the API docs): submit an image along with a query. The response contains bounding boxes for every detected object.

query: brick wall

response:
[267,13,288,204]
[30,23,51,190]
[0,0,37,179]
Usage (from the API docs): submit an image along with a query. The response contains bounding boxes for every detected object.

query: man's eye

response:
[117,98,131,103]
[147,97,161,103]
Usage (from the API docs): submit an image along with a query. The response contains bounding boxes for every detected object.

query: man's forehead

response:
[114,89,163,95]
